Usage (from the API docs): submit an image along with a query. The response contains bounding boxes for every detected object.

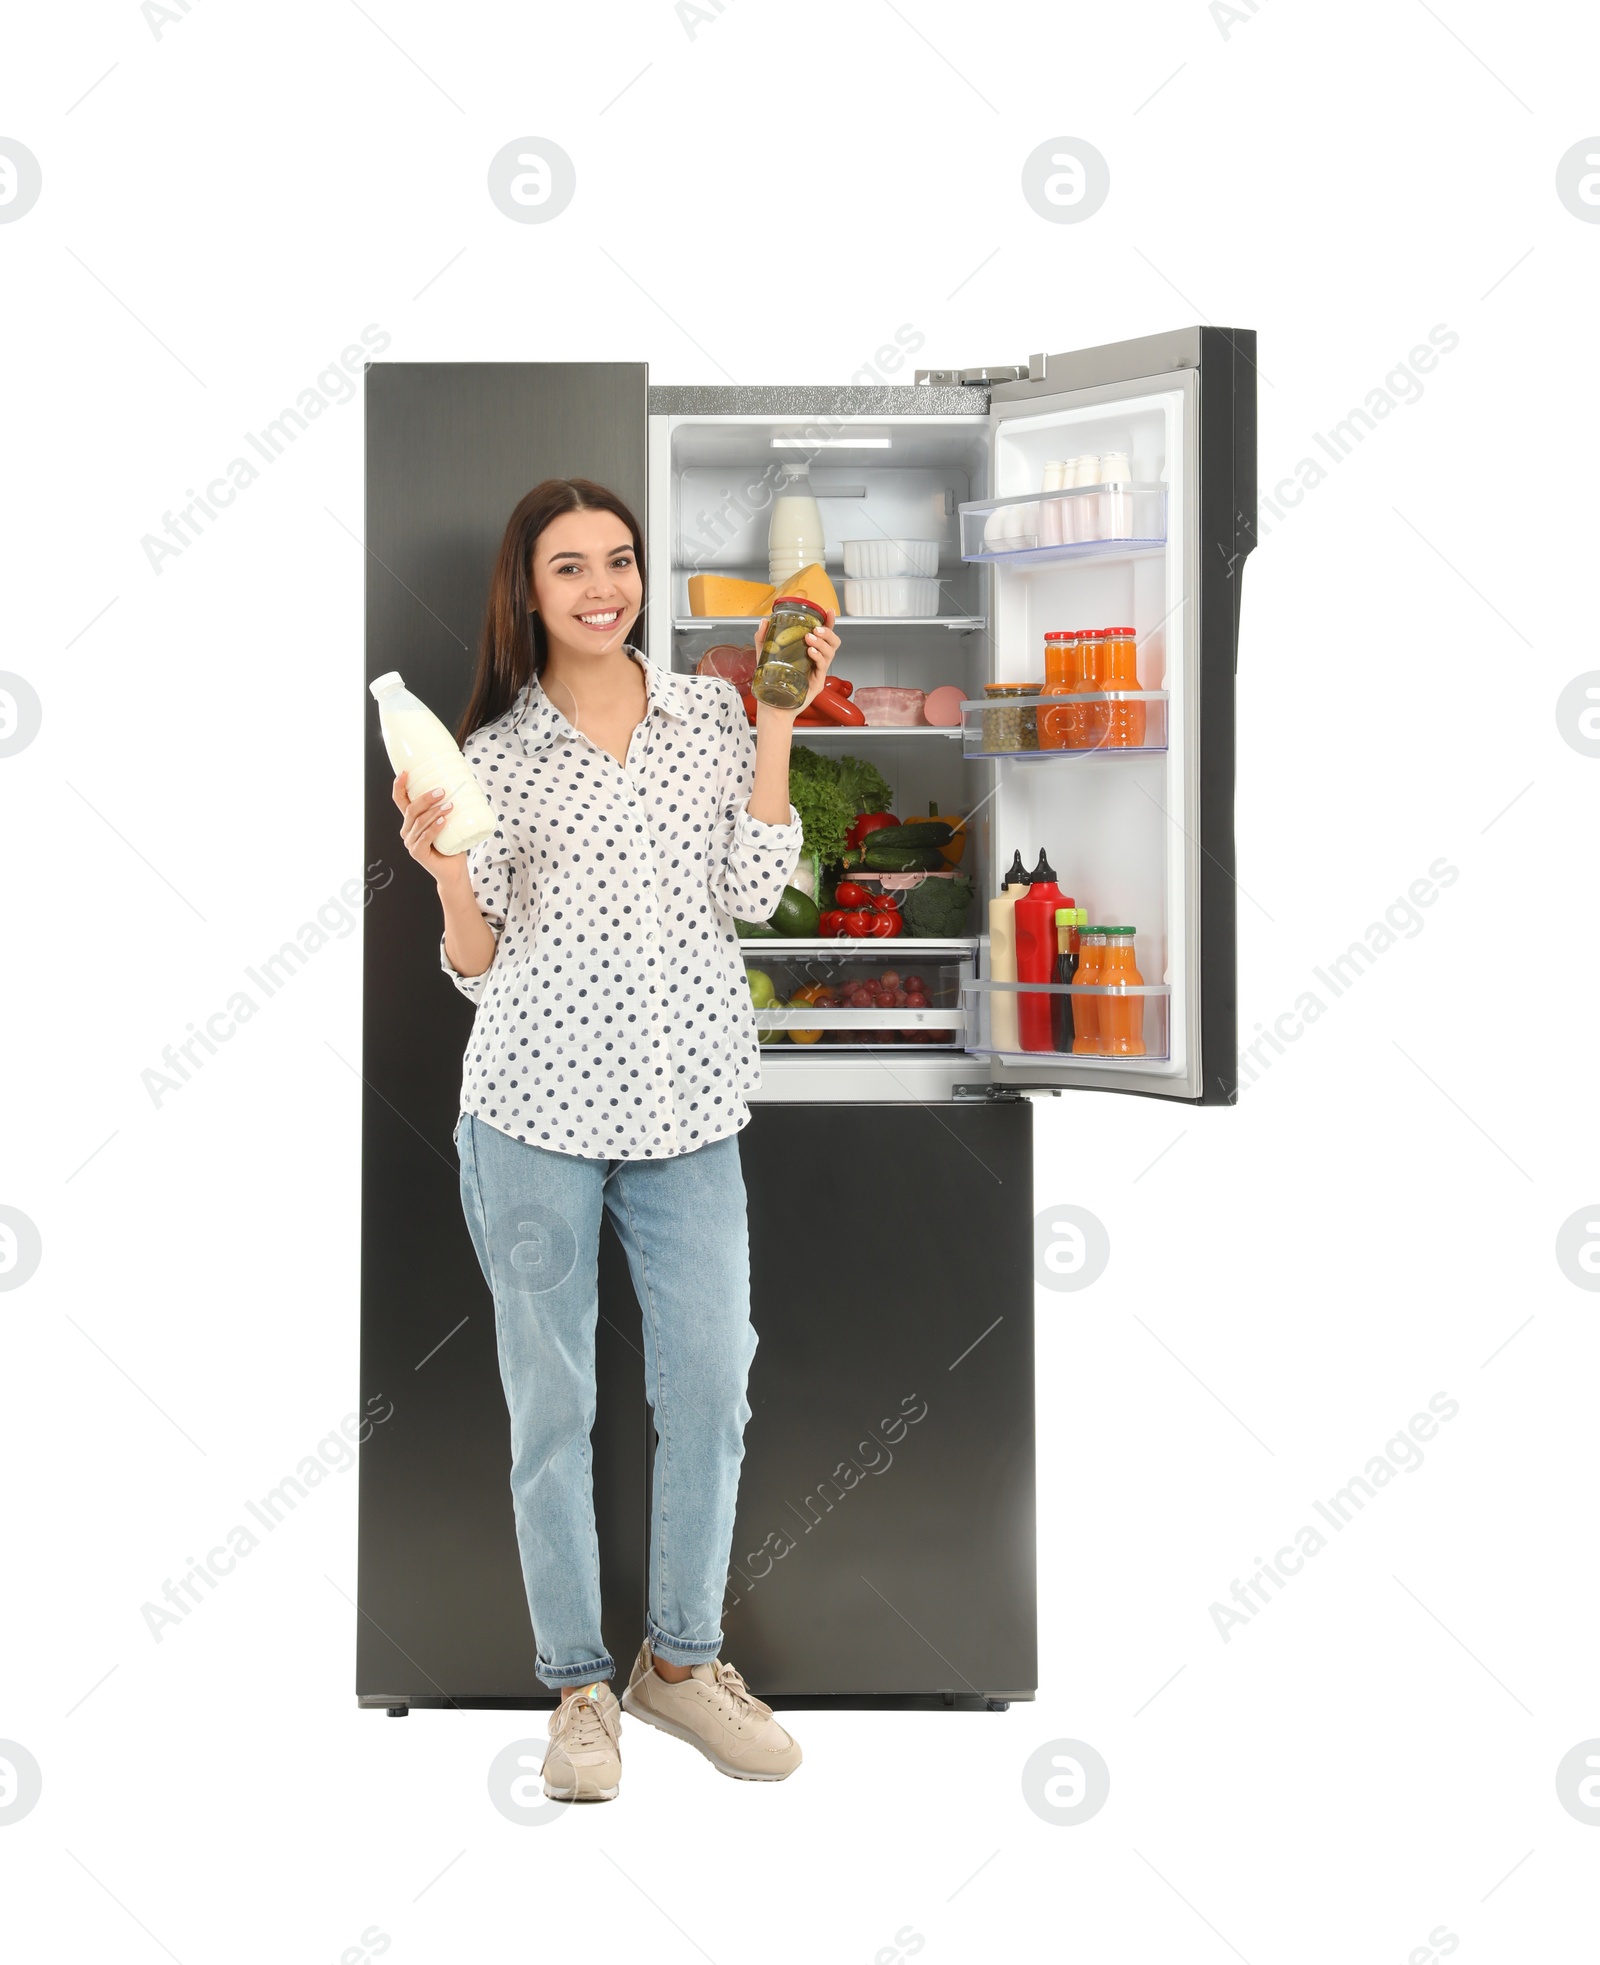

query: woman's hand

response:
[753,613,843,719]
[393,771,469,888]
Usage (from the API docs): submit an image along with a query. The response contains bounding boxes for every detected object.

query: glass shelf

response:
[738,938,977,955]
[674,615,986,634]
[959,482,1167,566]
[960,691,1168,759]
[786,725,964,741]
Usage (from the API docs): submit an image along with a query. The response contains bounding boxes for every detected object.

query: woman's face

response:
[530,509,644,662]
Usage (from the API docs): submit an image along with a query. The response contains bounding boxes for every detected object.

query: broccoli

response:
[900,872,974,938]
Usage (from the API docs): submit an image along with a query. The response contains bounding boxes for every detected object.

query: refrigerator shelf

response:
[779,726,964,741]
[674,615,986,633]
[959,482,1167,566]
[755,1007,964,1030]
[961,691,1169,759]
[966,539,1166,569]
[963,979,1171,1063]
[740,937,978,955]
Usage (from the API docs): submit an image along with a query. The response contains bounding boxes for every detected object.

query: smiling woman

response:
[386,473,840,1798]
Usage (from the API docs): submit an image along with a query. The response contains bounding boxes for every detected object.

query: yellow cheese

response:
[772,562,840,618]
[687,574,776,618]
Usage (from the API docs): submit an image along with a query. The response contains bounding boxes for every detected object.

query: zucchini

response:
[735,917,778,939]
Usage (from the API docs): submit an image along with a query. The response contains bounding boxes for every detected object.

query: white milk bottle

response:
[370,672,496,855]
[767,465,826,582]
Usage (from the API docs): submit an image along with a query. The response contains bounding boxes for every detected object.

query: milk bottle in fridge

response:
[370,672,495,854]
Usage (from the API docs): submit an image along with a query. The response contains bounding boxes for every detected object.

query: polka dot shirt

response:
[441,648,804,1160]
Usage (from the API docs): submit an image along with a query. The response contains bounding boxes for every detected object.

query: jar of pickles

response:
[981,682,1042,752]
[751,595,829,709]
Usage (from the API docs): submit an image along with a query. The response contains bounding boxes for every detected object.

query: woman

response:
[392,478,838,1801]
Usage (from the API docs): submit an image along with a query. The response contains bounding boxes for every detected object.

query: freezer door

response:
[359,363,651,1700]
[969,327,1255,1104]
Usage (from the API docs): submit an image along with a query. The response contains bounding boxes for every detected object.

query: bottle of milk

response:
[369,672,496,855]
[767,465,826,583]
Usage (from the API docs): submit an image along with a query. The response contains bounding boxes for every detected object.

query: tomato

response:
[841,910,877,937]
[834,882,873,909]
[818,909,848,937]
[869,893,901,913]
[867,912,904,939]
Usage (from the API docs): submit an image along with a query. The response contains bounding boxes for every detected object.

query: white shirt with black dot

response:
[441,648,803,1160]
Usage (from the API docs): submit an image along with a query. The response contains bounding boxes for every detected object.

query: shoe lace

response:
[561,1690,612,1747]
[710,1660,766,1721]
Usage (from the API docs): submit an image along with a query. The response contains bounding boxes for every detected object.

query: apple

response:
[746,968,777,1010]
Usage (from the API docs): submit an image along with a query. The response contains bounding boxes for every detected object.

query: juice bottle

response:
[1051,905,1080,1053]
[1071,926,1106,1054]
[1015,852,1070,1052]
[370,672,495,854]
[1038,631,1077,749]
[1101,927,1146,1055]
[987,851,1030,1052]
[1103,628,1145,748]
[1074,629,1107,749]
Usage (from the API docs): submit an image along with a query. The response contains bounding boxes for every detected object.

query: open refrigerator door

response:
[650,327,1252,1108]
[961,328,1254,1105]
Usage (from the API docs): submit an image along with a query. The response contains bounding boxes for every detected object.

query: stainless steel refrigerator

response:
[357,331,1255,1713]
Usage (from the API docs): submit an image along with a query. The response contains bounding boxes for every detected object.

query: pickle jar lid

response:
[769,595,830,621]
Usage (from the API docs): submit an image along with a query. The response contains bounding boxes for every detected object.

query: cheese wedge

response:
[772,562,840,618]
[687,574,776,618]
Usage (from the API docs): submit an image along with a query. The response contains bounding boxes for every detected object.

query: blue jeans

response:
[455,1115,758,1688]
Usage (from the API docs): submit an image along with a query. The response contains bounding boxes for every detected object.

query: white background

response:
[3,2,1597,1959]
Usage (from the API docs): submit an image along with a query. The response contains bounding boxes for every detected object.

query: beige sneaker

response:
[620,1640,801,1782]
[542,1682,622,1802]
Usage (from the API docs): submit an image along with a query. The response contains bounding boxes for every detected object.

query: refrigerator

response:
[357,329,1255,1714]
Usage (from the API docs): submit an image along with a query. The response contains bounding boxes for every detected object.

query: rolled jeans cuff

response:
[647,1619,723,1666]
[538,1652,616,1688]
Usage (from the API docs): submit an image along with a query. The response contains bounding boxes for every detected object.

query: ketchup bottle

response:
[1014,851,1070,1052]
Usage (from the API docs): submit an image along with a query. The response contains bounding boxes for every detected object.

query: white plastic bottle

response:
[1098,450,1132,540]
[987,852,1032,1053]
[370,672,496,855]
[767,465,826,583]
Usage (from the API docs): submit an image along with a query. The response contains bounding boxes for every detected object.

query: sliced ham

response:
[696,644,757,688]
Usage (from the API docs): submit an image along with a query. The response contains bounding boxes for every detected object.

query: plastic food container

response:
[751,596,828,708]
[981,682,1041,752]
[851,686,926,726]
[842,577,941,618]
[841,539,939,579]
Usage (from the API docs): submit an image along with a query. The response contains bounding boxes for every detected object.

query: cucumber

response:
[768,886,821,937]
[735,917,778,939]
[867,821,954,850]
[859,843,948,872]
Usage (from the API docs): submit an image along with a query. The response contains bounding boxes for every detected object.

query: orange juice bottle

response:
[1075,629,1107,748]
[1103,628,1145,748]
[1101,927,1146,1055]
[1071,924,1105,1053]
[1038,631,1077,749]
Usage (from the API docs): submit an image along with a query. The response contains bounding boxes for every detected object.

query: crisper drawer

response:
[739,940,974,1050]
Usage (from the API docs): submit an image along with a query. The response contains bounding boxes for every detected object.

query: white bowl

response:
[841,577,941,618]
[841,539,939,579]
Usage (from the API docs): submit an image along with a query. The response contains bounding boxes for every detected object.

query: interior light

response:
[769,437,893,449]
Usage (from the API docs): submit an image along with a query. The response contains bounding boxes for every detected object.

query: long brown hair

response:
[457,478,647,743]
